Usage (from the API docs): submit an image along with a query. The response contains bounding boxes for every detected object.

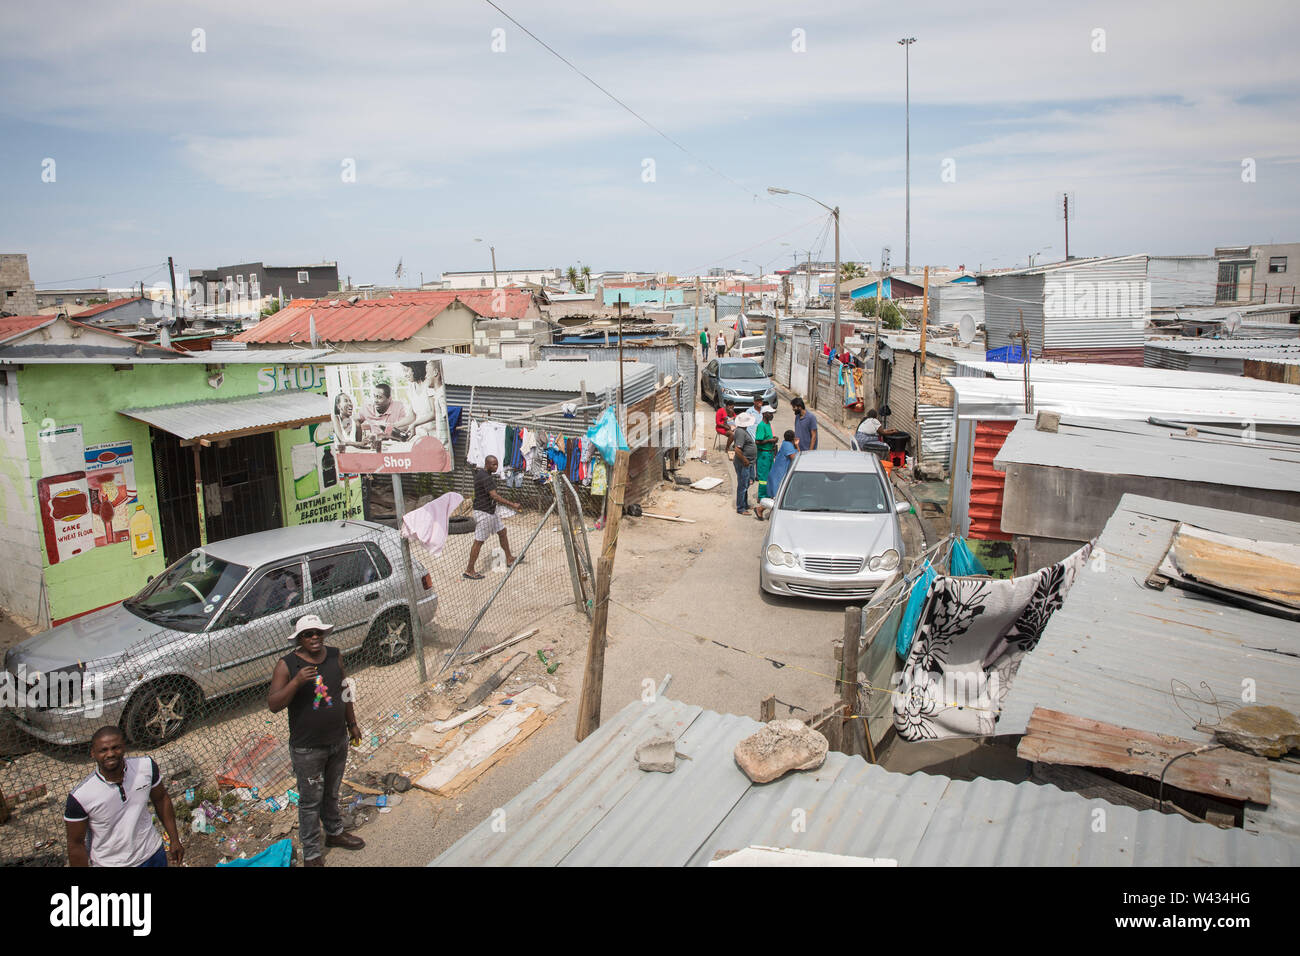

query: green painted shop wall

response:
[275,423,363,527]
[16,362,343,623]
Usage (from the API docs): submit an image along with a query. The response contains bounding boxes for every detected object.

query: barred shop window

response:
[1269,256,1287,273]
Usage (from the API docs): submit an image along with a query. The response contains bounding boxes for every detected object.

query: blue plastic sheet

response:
[216,838,293,868]
[896,559,936,659]
[985,345,1024,363]
[950,538,987,576]
[585,407,629,464]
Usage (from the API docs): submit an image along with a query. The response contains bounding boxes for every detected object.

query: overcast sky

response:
[2,0,1298,289]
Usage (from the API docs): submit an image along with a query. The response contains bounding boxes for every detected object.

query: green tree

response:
[566,266,579,289]
[839,261,866,281]
[260,297,281,317]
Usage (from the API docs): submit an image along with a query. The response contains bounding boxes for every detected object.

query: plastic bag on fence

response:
[585,407,628,464]
[896,559,936,659]
[949,538,987,576]
[216,733,292,791]
[216,838,294,868]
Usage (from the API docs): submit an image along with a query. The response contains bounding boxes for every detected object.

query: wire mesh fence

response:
[0,488,580,866]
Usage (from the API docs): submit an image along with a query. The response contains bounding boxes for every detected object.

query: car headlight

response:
[766,545,796,567]
[868,549,900,572]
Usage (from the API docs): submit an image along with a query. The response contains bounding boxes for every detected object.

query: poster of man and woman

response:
[325,360,452,475]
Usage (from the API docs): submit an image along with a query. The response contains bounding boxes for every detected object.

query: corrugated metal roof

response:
[981,254,1148,279]
[958,359,1300,392]
[236,299,456,344]
[993,417,1300,491]
[119,390,329,441]
[997,494,1300,847]
[432,695,1300,866]
[0,315,55,345]
[946,376,1300,426]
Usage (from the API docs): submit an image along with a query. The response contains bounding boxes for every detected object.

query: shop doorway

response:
[151,430,283,566]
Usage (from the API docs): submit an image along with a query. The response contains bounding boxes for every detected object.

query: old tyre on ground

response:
[448,515,475,535]
[124,678,200,746]
[367,607,413,665]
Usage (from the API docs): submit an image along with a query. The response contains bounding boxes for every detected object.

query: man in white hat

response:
[268,614,365,866]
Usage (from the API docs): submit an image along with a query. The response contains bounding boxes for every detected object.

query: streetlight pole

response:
[767,186,842,350]
[474,238,498,288]
[899,37,916,275]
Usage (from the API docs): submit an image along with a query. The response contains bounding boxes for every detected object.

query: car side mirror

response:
[895,500,911,515]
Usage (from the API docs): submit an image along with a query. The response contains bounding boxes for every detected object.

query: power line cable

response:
[480,0,762,201]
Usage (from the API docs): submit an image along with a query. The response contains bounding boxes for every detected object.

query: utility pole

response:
[833,205,841,350]
[920,265,929,365]
[490,246,498,288]
[1063,194,1070,260]
[899,37,917,274]
[167,256,184,334]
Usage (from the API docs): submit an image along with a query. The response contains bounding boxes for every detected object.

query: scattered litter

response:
[216,734,291,791]
[537,650,559,674]
[690,477,724,491]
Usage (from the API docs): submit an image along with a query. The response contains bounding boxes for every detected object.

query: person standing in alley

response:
[731,415,756,516]
[716,330,726,357]
[464,455,522,579]
[65,726,183,867]
[699,327,709,361]
[792,397,819,451]
[754,405,777,511]
[268,614,365,866]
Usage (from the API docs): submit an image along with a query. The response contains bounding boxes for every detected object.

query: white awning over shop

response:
[120,391,330,443]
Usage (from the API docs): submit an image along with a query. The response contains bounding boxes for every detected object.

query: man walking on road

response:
[699,328,709,360]
[65,726,183,867]
[268,614,366,866]
[464,455,522,579]
[792,397,819,451]
[731,416,756,515]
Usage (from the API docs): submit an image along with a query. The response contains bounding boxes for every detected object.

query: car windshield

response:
[123,553,249,632]
[721,362,766,380]
[779,471,890,514]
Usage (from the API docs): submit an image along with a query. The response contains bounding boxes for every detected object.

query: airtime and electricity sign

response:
[324,361,452,475]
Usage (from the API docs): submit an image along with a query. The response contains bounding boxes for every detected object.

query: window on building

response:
[480,278,487,287]
[1269,256,1287,274]
[452,344,472,354]
[236,275,246,294]
[298,271,309,284]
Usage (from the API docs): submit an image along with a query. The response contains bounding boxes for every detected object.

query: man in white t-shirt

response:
[65,726,183,867]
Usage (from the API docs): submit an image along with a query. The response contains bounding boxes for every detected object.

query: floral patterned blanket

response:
[892,543,1093,740]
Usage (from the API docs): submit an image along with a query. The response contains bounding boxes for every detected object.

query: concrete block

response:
[635,735,677,773]
[1035,410,1060,433]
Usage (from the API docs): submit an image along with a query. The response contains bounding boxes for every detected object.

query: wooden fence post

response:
[576,449,630,742]
[839,606,862,756]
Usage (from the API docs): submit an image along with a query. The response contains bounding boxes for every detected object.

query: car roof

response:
[198,520,393,567]
[790,449,886,475]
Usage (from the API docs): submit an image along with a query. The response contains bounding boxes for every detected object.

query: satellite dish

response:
[957,313,976,344]
[1224,311,1242,335]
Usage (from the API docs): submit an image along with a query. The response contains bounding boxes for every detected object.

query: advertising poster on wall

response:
[325,360,452,474]
[83,441,137,547]
[37,472,97,564]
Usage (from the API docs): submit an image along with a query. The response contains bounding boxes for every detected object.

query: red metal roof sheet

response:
[968,419,1015,541]
[235,298,449,344]
[0,315,55,344]
[393,290,537,319]
[72,297,144,318]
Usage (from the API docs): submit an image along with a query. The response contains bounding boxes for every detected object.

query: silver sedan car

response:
[759,450,909,601]
[3,520,436,747]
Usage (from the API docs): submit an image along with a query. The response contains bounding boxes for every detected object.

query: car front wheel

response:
[124,678,200,746]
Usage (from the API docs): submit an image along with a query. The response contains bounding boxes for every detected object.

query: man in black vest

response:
[268,614,365,866]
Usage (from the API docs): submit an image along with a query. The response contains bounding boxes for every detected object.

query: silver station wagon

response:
[3,520,436,746]
[760,450,909,601]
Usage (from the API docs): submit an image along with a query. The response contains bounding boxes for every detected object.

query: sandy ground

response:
[321,392,936,867]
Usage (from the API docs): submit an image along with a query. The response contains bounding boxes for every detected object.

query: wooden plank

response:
[1017,707,1271,805]
[839,606,862,758]
[577,448,630,741]
[760,695,775,723]
[462,651,527,710]
[639,512,696,523]
[1170,525,1300,609]
[413,707,549,796]
[459,628,539,666]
